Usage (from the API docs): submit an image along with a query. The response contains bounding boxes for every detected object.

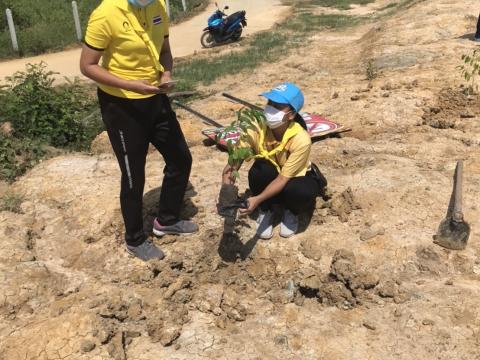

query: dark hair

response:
[294,112,308,130]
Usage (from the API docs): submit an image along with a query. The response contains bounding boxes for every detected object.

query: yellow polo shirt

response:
[239,122,312,178]
[84,0,169,99]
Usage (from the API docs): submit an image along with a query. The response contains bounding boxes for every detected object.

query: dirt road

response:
[0,0,288,83]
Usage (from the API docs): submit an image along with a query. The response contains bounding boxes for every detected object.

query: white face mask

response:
[264,105,289,129]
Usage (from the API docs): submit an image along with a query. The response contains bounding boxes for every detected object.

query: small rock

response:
[360,225,385,241]
[351,95,361,101]
[332,92,339,99]
[159,326,181,347]
[215,314,228,329]
[377,280,396,298]
[20,254,36,262]
[274,335,288,346]
[382,92,390,98]
[80,340,96,353]
[422,319,435,326]
[363,322,376,330]
[445,279,454,286]
[125,331,141,338]
[393,293,410,304]
[460,112,475,119]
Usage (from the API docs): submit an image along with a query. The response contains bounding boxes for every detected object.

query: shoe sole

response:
[153,228,197,237]
[125,247,165,260]
[257,230,273,240]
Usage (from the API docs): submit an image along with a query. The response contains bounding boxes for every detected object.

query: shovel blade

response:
[434,218,470,250]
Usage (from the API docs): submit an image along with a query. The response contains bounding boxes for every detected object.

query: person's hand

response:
[126,80,161,95]
[239,196,260,215]
[158,72,176,93]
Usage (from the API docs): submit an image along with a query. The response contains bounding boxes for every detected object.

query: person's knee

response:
[250,160,277,178]
[165,148,192,178]
[284,181,317,203]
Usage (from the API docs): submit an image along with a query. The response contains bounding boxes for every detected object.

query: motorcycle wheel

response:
[200,32,216,48]
[231,27,243,42]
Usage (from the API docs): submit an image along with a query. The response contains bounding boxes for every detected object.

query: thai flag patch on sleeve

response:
[153,15,162,25]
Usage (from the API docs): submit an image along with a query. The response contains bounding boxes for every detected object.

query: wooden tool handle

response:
[453,160,464,222]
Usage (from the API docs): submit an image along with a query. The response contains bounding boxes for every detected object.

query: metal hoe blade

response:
[434,160,470,250]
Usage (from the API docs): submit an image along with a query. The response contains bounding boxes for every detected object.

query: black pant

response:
[98,89,192,246]
[248,160,320,215]
[477,13,480,38]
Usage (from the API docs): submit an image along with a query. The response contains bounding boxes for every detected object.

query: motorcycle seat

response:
[224,11,246,28]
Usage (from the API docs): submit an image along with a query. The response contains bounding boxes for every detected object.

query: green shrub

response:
[459,48,480,95]
[0,132,46,182]
[0,63,101,149]
[0,0,208,58]
[0,0,100,57]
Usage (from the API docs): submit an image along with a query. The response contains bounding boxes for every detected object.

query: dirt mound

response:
[422,88,480,129]
[294,249,381,309]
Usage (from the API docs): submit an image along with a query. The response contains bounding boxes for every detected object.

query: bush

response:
[0,0,208,58]
[0,0,100,57]
[0,132,46,182]
[0,62,101,149]
[0,62,104,181]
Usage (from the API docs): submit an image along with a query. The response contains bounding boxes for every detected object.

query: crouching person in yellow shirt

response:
[221,83,325,239]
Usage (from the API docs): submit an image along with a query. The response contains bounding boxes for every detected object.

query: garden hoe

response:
[434,160,470,250]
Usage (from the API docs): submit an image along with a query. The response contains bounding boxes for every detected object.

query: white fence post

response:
[5,8,19,52]
[182,0,187,11]
[72,1,82,41]
[166,0,171,18]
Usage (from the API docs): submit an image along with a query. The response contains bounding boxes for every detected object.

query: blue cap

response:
[260,83,304,113]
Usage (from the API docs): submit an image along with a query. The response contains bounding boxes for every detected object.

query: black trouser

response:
[98,89,192,246]
[248,159,320,215]
[477,13,480,38]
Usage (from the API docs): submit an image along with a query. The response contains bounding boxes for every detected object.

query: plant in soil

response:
[459,47,480,95]
[217,109,265,211]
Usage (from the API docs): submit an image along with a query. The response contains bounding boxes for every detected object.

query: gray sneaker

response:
[153,218,199,237]
[126,240,165,261]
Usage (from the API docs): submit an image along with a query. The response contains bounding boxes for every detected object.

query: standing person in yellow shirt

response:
[80,0,198,262]
[221,83,326,239]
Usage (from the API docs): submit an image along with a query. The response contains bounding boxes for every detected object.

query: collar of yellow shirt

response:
[254,121,304,172]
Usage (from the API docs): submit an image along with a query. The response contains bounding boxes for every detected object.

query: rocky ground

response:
[1,0,480,359]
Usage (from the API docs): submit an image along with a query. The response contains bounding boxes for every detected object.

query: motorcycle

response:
[200,3,247,48]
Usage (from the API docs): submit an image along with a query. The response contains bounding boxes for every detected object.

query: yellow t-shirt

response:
[239,122,312,178]
[84,0,169,99]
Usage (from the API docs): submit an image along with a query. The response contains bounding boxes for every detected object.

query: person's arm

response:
[159,37,173,84]
[239,174,290,215]
[80,45,161,95]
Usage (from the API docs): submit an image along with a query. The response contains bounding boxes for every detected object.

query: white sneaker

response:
[256,210,273,239]
[280,209,298,238]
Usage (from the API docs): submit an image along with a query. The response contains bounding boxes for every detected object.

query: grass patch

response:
[175,11,363,90]
[377,2,399,11]
[0,0,208,59]
[0,192,23,213]
[169,0,209,24]
[288,0,374,10]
